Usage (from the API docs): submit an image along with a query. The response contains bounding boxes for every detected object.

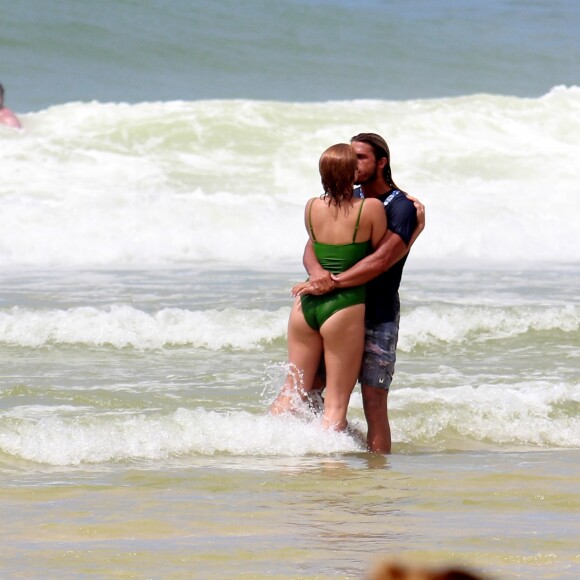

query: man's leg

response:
[359,317,399,454]
[361,385,390,453]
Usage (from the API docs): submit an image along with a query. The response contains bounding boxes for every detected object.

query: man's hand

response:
[291,269,335,297]
[299,239,336,295]
[308,268,335,294]
[407,194,425,232]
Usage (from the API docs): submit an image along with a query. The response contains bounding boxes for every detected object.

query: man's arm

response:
[332,195,425,289]
[331,231,409,288]
[294,196,425,296]
[294,231,407,295]
[302,239,335,293]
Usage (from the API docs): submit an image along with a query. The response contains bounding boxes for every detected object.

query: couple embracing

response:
[271,133,425,454]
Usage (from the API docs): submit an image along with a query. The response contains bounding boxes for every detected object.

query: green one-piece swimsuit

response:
[301,199,370,331]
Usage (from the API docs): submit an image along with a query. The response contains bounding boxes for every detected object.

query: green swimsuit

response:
[301,200,370,331]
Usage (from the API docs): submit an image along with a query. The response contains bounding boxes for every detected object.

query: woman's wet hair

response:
[319,143,358,206]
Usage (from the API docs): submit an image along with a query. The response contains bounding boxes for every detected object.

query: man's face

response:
[352,141,378,185]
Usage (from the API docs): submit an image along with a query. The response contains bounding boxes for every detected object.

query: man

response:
[303,133,425,453]
[0,83,22,129]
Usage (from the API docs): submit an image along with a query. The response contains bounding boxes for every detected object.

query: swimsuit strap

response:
[308,198,317,242]
[309,197,365,243]
[352,198,365,242]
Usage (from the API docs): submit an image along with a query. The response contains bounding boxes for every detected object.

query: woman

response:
[270,143,387,430]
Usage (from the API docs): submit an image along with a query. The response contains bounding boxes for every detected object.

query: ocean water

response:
[1,1,580,579]
[3,0,580,109]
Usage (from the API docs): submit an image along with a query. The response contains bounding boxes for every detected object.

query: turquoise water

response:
[1,1,580,578]
[3,0,580,111]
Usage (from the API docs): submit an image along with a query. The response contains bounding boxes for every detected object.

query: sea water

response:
[1,1,580,578]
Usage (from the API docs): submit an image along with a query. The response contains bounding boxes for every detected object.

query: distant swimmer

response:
[0,83,22,129]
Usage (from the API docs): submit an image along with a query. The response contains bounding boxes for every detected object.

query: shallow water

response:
[1,266,579,578]
[2,450,579,579]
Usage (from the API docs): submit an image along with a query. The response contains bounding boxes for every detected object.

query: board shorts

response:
[359,313,400,391]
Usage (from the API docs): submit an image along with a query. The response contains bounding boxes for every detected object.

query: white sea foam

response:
[1,88,579,268]
[398,303,580,351]
[0,302,577,350]
[0,305,290,350]
[0,408,363,466]
[392,381,580,449]
[0,304,580,352]
[1,380,577,466]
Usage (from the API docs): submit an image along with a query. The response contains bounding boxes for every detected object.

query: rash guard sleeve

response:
[387,194,417,245]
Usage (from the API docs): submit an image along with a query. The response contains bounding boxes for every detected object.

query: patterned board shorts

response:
[359,316,400,391]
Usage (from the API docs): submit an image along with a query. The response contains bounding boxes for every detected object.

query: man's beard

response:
[354,164,378,186]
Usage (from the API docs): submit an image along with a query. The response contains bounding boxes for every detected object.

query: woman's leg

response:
[270,299,323,415]
[319,304,365,430]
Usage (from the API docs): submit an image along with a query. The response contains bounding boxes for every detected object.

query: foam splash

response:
[1,379,578,466]
[0,408,363,466]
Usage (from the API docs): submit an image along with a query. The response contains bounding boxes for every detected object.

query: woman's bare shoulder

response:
[363,198,385,212]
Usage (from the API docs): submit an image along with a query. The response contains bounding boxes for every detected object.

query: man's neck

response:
[359,180,392,199]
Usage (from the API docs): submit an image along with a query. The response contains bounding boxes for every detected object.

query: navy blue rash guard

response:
[354,187,417,323]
